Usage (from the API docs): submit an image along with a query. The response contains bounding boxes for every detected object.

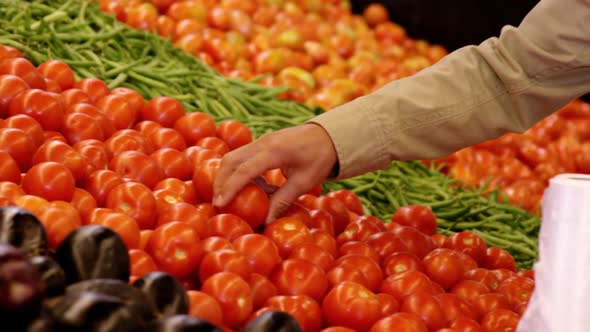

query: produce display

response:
[0,0,542,269]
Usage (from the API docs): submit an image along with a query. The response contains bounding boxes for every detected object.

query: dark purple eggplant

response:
[0,206,49,257]
[31,255,66,298]
[0,242,45,329]
[45,290,143,332]
[146,315,223,332]
[132,272,188,318]
[243,311,302,332]
[55,225,130,285]
[25,314,57,332]
[66,278,157,323]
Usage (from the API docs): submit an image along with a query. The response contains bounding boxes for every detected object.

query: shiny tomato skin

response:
[58,89,91,109]
[471,293,511,318]
[111,87,145,114]
[201,272,253,328]
[310,228,338,257]
[141,96,185,128]
[0,57,45,90]
[95,94,137,130]
[392,204,437,235]
[497,275,535,309]
[9,89,63,131]
[0,151,21,183]
[451,280,491,305]
[70,188,98,224]
[84,169,124,206]
[192,157,221,202]
[205,213,254,241]
[263,216,313,259]
[270,258,329,302]
[195,136,230,155]
[215,120,253,150]
[335,254,383,293]
[38,204,80,250]
[339,241,380,264]
[37,60,75,91]
[443,232,488,265]
[380,270,437,301]
[325,189,364,215]
[336,215,386,244]
[248,273,278,310]
[146,221,203,279]
[383,252,424,277]
[366,231,410,262]
[149,148,193,181]
[219,183,269,230]
[314,196,350,235]
[369,312,428,332]
[450,317,482,332]
[401,290,446,331]
[62,111,105,144]
[199,249,252,283]
[255,294,322,332]
[129,248,158,277]
[0,127,35,171]
[0,75,29,118]
[391,226,436,259]
[435,293,479,324]
[105,181,158,230]
[110,150,164,189]
[183,146,221,169]
[74,78,110,103]
[322,281,383,331]
[290,242,335,273]
[33,138,95,185]
[5,114,44,149]
[104,129,154,158]
[308,209,335,235]
[480,309,519,332]
[89,209,141,249]
[232,233,281,277]
[423,248,464,290]
[134,120,162,138]
[187,290,224,326]
[431,234,447,248]
[481,247,517,272]
[463,268,501,292]
[326,263,369,289]
[66,102,115,139]
[22,161,76,201]
[153,178,198,204]
[148,127,187,151]
[202,237,234,253]
[73,139,109,171]
[174,112,217,145]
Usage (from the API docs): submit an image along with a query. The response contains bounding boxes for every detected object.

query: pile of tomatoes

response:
[0,45,534,331]
[436,99,590,213]
[98,0,448,110]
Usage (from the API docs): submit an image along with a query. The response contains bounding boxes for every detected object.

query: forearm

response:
[311,0,590,179]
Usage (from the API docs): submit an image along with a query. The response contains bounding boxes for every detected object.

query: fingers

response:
[213,147,279,208]
[266,173,314,223]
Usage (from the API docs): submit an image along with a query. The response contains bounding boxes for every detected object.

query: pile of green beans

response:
[0,0,540,268]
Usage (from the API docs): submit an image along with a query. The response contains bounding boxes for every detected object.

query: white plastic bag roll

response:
[517,173,590,332]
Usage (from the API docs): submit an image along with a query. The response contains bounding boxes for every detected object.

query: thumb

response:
[266,174,313,224]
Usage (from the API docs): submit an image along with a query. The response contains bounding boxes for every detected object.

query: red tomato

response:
[65,103,115,139]
[392,205,437,235]
[451,317,482,332]
[423,248,464,290]
[58,89,91,109]
[310,228,338,257]
[444,232,487,264]
[9,89,63,131]
[5,114,44,149]
[153,178,198,205]
[70,188,97,224]
[391,226,436,259]
[335,254,383,293]
[139,230,153,250]
[95,94,137,130]
[0,127,35,171]
[148,127,187,151]
[369,312,428,332]
[216,120,253,150]
[174,112,217,145]
[110,150,164,189]
[255,295,322,332]
[270,258,328,302]
[263,216,313,259]
[451,280,490,304]
[0,75,29,118]
[38,204,80,250]
[480,309,519,332]
[0,45,23,59]
[232,233,281,277]
[366,231,409,261]
[105,129,154,158]
[314,196,351,235]
[289,242,335,273]
[43,77,62,93]
[37,60,75,91]
[199,249,252,283]
[84,169,124,206]
[325,189,364,215]
[322,281,383,331]
[431,234,447,248]
[74,78,110,103]
[22,162,76,201]
[157,202,205,235]
[201,272,253,328]
[497,276,535,309]
[14,194,49,217]
[490,269,516,283]
[141,96,185,128]
[89,209,141,249]
[401,291,446,331]
[382,252,424,277]
[184,146,222,169]
[219,183,269,230]
[111,87,145,114]
[202,237,234,253]
[193,157,221,202]
[262,168,287,188]
[134,120,163,137]
[129,248,158,277]
[146,221,203,279]
[149,148,193,181]
[248,273,278,310]
[73,139,109,172]
[0,151,21,183]
[187,290,224,326]
[308,209,335,235]
[481,247,517,272]
[326,263,369,289]
[436,293,478,324]
[205,213,254,241]
[471,293,511,318]
[380,270,437,301]
[339,241,380,264]
[463,268,500,292]
[336,215,386,244]
[0,58,45,90]
[196,136,230,155]
[62,112,105,144]
[105,181,158,230]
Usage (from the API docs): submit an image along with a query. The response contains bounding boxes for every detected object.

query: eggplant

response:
[55,225,130,285]
[0,206,49,257]
[243,311,303,332]
[66,279,157,323]
[0,242,45,330]
[132,272,189,318]
[31,256,66,298]
[45,290,143,332]
[25,314,57,332]
[146,315,223,332]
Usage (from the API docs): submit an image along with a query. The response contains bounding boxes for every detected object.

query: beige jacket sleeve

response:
[310,0,590,180]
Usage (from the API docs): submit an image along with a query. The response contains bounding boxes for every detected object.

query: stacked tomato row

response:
[98,0,447,110]
[0,45,533,331]
[435,99,590,213]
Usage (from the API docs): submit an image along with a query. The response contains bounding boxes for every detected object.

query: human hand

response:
[212,123,338,223]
